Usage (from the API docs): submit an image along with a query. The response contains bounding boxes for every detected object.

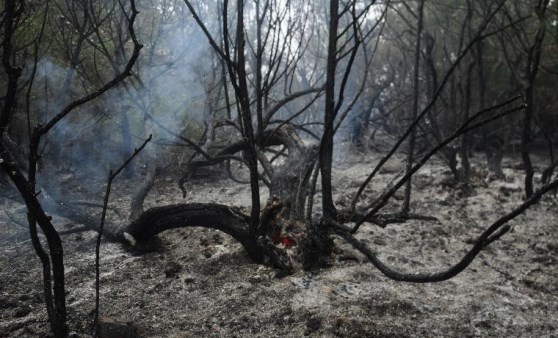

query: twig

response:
[94,134,151,336]
[332,177,558,283]
[352,98,524,232]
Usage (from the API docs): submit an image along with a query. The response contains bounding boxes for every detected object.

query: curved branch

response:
[122,203,261,261]
[262,87,324,127]
[332,177,558,283]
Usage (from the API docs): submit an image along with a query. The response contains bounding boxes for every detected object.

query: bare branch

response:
[95,133,152,335]
[333,176,558,282]
[353,97,525,232]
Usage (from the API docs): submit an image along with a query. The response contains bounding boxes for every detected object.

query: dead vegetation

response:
[1,152,557,337]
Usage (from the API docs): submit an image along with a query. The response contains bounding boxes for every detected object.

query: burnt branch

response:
[95,134,151,334]
[32,3,143,138]
[341,212,438,228]
[352,97,525,232]
[0,142,68,337]
[121,203,261,260]
[333,176,558,282]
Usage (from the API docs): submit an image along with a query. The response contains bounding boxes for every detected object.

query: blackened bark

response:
[255,0,264,138]
[234,0,261,244]
[320,0,340,220]
[122,203,261,260]
[0,143,68,337]
[27,216,57,333]
[0,0,23,137]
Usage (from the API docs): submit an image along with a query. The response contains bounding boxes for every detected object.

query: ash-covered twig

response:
[332,177,558,283]
[94,133,151,334]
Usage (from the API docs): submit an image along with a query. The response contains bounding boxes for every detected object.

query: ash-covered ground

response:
[1,148,557,337]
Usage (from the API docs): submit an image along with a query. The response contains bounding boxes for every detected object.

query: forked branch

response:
[332,177,558,282]
[352,97,525,232]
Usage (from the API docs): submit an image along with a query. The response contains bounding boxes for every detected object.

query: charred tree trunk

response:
[122,197,317,271]
[111,124,320,271]
[403,0,425,214]
[0,143,68,337]
[522,0,549,198]
[320,0,340,221]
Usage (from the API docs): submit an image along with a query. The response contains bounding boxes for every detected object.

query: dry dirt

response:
[1,148,558,337]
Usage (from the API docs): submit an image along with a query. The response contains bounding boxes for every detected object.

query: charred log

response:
[121,203,262,261]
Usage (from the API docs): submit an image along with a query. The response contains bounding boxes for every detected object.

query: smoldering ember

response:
[1,1,557,337]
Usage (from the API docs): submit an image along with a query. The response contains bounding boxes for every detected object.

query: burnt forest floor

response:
[1,146,558,337]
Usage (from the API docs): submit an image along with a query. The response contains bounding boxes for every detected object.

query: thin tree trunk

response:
[522,0,549,198]
[0,143,68,337]
[402,0,425,214]
[320,0,340,220]
[234,0,261,244]
[460,61,474,192]
[255,0,264,138]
